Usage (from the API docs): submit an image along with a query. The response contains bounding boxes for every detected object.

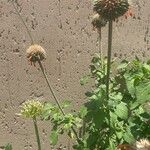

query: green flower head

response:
[20,100,44,118]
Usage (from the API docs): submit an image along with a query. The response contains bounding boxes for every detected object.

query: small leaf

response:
[49,130,58,145]
[85,91,93,97]
[124,74,135,98]
[5,143,12,150]
[41,103,53,120]
[68,130,74,139]
[116,131,123,139]
[123,128,135,144]
[115,102,128,120]
[80,75,90,85]
[136,81,150,104]
[117,60,129,70]
[79,106,88,118]
[62,100,71,108]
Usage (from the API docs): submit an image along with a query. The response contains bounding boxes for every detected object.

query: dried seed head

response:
[26,44,46,65]
[92,13,107,29]
[19,100,44,118]
[93,0,131,20]
[136,139,150,150]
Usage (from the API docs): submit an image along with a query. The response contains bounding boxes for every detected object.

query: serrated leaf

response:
[49,130,58,145]
[41,103,53,120]
[136,81,150,104]
[142,63,150,73]
[110,112,118,128]
[123,128,135,144]
[124,74,135,98]
[115,102,128,120]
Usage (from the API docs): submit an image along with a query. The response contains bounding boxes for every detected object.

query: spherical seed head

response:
[26,44,46,65]
[20,100,44,118]
[92,13,107,29]
[93,0,130,20]
[136,139,150,150]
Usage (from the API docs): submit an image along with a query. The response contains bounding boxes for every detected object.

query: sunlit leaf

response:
[115,102,128,120]
[49,130,58,145]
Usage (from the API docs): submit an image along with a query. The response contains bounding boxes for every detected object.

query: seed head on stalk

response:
[92,13,108,30]
[26,44,46,66]
[19,100,44,118]
[93,0,132,20]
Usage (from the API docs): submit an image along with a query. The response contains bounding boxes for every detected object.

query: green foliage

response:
[42,56,150,149]
[5,143,12,150]
[41,101,82,145]
[0,143,12,150]
[49,130,58,145]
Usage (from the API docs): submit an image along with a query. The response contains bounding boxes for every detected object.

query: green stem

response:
[37,60,65,115]
[37,60,80,142]
[106,20,113,145]
[106,20,113,102]
[11,1,34,44]
[33,117,41,150]
[98,28,102,59]
[98,28,104,72]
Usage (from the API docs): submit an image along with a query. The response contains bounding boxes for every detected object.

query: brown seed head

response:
[93,0,131,20]
[26,44,46,65]
[92,13,107,29]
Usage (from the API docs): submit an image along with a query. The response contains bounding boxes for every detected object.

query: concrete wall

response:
[0,0,149,149]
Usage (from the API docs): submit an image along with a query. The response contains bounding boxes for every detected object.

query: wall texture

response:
[0,0,150,149]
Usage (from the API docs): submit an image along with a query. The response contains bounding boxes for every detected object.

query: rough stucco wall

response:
[0,0,149,149]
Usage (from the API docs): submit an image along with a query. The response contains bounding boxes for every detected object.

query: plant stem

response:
[106,20,113,146]
[106,20,113,102]
[33,117,41,150]
[11,1,34,44]
[37,60,80,142]
[98,28,104,71]
[11,0,80,144]
[98,28,102,59]
[37,60,65,115]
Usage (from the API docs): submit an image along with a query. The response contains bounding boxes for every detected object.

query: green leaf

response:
[107,140,116,150]
[49,130,58,145]
[62,100,71,108]
[116,131,123,139]
[136,81,150,104]
[123,128,135,144]
[2,143,13,150]
[5,144,12,150]
[110,112,118,128]
[80,75,90,85]
[85,91,93,97]
[115,102,128,120]
[79,106,88,118]
[142,63,150,73]
[41,103,53,120]
[124,74,135,98]
[117,60,129,70]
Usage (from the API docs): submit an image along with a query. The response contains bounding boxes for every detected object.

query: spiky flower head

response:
[19,100,44,118]
[93,0,131,20]
[136,139,150,150]
[26,44,46,66]
[92,13,107,29]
